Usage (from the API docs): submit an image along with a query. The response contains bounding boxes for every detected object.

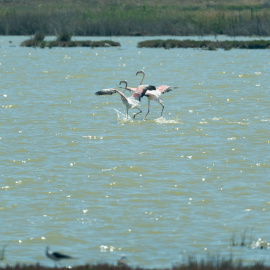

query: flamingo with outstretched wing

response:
[96,80,155,119]
[123,70,178,118]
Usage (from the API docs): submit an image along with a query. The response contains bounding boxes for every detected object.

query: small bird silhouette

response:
[46,246,74,266]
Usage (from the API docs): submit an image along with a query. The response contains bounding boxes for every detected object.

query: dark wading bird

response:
[95,80,156,119]
[46,247,75,266]
[123,70,178,119]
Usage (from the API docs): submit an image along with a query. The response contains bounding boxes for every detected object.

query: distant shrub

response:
[57,33,72,42]
[33,32,45,42]
[40,41,46,49]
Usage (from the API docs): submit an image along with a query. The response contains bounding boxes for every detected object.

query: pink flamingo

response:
[95,80,155,119]
[123,70,178,119]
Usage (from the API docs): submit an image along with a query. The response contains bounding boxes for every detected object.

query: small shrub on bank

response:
[33,32,45,42]
[57,33,72,42]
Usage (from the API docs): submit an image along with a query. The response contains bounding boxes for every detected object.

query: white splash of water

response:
[155,117,179,124]
[113,108,133,123]
[250,238,270,249]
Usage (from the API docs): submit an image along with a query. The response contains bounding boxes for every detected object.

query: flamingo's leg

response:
[144,98,151,119]
[157,98,165,117]
[160,102,165,116]
[133,107,142,119]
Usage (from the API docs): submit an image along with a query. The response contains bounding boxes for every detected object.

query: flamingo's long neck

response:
[120,81,127,93]
[140,72,145,85]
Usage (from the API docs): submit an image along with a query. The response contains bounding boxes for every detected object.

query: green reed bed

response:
[1,0,270,36]
[137,39,270,50]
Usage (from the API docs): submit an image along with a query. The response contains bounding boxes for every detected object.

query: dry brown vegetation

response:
[0,260,269,270]
[1,0,270,36]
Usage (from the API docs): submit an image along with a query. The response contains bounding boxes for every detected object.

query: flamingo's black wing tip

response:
[95,89,116,95]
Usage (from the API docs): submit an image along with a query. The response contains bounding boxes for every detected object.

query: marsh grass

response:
[1,0,270,36]
[0,259,268,270]
[230,229,254,248]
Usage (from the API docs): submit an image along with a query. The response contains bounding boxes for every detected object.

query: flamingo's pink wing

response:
[133,85,156,99]
[157,85,178,93]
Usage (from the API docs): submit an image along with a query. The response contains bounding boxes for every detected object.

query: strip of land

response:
[20,38,120,48]
[137,39,270,49]
[20,34,270,50]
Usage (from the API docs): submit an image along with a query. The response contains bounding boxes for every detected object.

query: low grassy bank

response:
[1,0,270,36]
[20,39,120,48]
[19,34,270,50]
[20,33,120,48]
[137,39,270,50]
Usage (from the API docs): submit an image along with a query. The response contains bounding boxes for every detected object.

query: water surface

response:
[1,35,270,268]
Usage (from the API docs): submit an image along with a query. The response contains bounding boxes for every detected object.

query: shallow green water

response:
[1,36,270,268]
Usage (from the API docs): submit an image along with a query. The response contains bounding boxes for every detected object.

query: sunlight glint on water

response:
[0,36,270,268]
